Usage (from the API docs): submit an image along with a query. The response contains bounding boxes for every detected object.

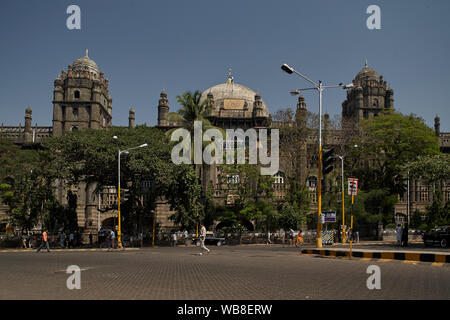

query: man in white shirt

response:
[172,232,177,247]
[183,230,189,247]
[199,224,210,254]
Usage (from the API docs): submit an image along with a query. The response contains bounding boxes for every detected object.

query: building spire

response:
[365,59,368,68]
[85,48,89,57]
[227,67,234,84]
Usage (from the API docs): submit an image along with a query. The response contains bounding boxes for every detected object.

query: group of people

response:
[26,230,79,252]
[171,230,190,247]
[266,229,304,247]
[396,222,409,247]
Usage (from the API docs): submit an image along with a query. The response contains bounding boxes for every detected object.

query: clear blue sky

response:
[1,0,449,131]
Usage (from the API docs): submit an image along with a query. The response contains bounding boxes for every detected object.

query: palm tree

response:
[176,90,213,132]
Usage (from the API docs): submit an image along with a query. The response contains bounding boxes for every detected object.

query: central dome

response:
[355,62,378,82]
[201,81,269,116]
[72,49,100,78]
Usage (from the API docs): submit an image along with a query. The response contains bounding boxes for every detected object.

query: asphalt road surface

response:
[0,246,448,300]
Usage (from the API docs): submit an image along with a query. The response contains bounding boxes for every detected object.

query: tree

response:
[404,153,450,228]
[167,165,202,230]
[351,110,440,224]
[44,126,191,234]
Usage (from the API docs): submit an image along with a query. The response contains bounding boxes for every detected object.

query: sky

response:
[1,0,449,131]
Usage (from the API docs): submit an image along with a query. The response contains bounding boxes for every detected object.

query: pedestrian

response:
[289,228,295,246]
[267,231,271,244]
[184,230,189,247]
[172,232,177,247]
[69,232,74,248]
[396,224,402,246]
[89,232,93,248]
[21,234,28,249]
[36,229,50,253]
[355,230,360,243]
[110,230,116,249]
[199,223,210,255]
[296,230,304,248]
[401,222,409,247]
[60,232,66,249]
[281,231,286,247]
[106,232,112,250]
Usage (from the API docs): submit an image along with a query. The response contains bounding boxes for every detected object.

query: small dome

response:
[201,82,269,117]
[72,49,99,78]
[355,62,378,82]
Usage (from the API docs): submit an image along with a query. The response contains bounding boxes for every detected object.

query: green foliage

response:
[277,202,305,230]
[404,153,450,186]
[167,165,202,230]
[349,110,439,225]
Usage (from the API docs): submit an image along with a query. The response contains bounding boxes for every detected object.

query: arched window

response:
[71,126,78,132]
[307,176,317,188]
[273,171,285,184]
[73,108,78,118]
[74,90,80,99]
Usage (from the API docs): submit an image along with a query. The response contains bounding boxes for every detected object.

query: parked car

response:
[192,231,227,247]
[423,226,450,248]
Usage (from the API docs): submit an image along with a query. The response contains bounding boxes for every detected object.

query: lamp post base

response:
[316,237,322,248]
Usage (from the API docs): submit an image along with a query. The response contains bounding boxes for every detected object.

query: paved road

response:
[0,246,448,300]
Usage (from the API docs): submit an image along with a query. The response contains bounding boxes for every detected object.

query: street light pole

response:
[281,63,352,248]
[114,138,148,249]
[338,155,345,243]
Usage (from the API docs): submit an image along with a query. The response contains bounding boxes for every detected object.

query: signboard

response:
[223,99,245,110]
[322,211,337,223]
[348,178,358,196]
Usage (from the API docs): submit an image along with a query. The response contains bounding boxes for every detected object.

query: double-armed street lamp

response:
[281,63,353,248]
[113,136,148,248]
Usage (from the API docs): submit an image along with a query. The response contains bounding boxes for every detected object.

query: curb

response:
[301,248,450,263]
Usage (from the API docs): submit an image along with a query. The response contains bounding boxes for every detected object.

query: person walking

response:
[355,230,360,243]
[36,229,50,253]
[396,224,403,246]
[183,230,189,247]
[199,223,210,255]
[267,231,271,244]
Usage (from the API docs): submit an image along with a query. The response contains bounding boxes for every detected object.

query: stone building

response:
[52,49,112,136]
[1,54,449,238]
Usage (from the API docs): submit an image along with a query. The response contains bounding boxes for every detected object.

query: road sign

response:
[322,211,337,223]
[348,178,358,195]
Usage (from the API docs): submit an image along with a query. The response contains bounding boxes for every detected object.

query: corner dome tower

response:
[72,49,100,78]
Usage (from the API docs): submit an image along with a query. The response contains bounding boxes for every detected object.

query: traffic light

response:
[322,148,335,176]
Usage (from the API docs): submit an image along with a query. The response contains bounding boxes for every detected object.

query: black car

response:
[423,226,450,248]
[192,232,226,247]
